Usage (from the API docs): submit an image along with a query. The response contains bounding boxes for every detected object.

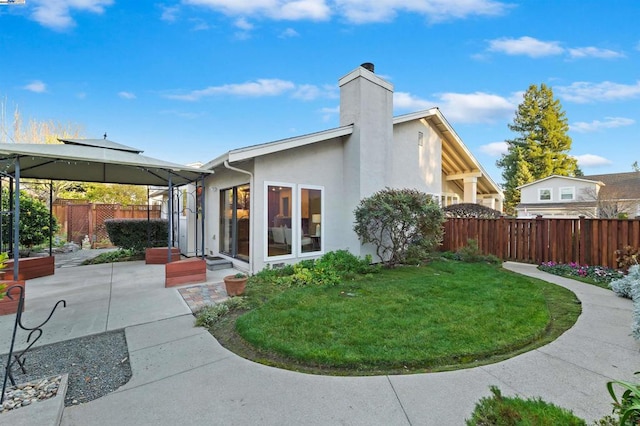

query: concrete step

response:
[205,257,233,271]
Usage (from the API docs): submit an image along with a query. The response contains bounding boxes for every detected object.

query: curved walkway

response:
[4,260,639,425]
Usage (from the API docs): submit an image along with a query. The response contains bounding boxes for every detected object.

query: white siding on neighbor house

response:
[520,177,599,203]
[388,120,442,195]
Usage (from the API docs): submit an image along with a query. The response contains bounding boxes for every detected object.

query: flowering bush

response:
[610,265,640,340]
[538,261,623,284]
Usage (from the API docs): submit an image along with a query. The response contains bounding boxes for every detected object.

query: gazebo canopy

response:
[0,139,210,186]
[0,138,211,277]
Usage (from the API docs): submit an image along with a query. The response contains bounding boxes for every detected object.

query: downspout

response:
[223,160,254,275]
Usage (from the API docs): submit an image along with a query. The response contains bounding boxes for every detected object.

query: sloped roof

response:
[0,140,210,186]
[517,174,605,189]
[395,108,502,196]
[583,171,640,200]
[202,125,354,170]
[203,109,503,197]
[60,138,143,153]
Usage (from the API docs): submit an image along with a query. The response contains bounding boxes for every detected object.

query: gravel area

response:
[1,330,131,407]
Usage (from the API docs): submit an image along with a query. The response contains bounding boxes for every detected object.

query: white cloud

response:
[393,92,433,110]
[438,92,515,123]
[168,79,296,101]
[570,117,635,133]
[487,36,564,58]
[479,141,508,157]
[335,0,509,23]
[556,81,640,103]
[320,105,339,121]
[573,154,612,167]
[30,0,113,30]
[568,46,625,59]
[168,78,336,101]
[160,5,180,22]
[182,0,509,23]
[160,110,206,119]
[190,18,210,31]
[394,91,515,123]
[118,91,136,100]
[234,17,254,30]
[279,28,300,38]
[293,84,323,100]
[23,80,47,93]
[183,0,331,21]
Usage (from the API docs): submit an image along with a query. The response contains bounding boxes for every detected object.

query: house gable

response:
[519,176,602,204]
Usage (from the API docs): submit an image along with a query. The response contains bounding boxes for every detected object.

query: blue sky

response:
[1,1,639,185]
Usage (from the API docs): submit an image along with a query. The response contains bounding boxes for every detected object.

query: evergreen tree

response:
[497,83,579,214]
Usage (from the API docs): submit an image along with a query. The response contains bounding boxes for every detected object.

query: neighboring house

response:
[181,64,503,273]
[516,172,640,218]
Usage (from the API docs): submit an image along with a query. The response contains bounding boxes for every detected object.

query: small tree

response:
[497,83,580,214]
[353,188,444,267]
[1,188,59,249]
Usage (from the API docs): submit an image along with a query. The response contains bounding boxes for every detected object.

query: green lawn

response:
[222,260,581,374]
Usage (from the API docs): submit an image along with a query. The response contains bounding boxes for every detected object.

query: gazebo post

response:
[49,180,53,256]
[12,160,20,279]
[200,176,205,259]
[167,174,173,263]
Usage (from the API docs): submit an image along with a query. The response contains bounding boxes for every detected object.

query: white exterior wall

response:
[388,120,442,195]
[251,138,345,272]
[204,166,253,270]
[520,177,599,203]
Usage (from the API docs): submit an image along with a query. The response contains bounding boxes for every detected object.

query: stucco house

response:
[516,172,640,219]
[180,64,503,273]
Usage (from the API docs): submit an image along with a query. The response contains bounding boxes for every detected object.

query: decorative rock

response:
[1,375,61,413]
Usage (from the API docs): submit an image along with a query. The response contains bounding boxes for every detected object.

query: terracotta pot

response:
[223,275,247,296]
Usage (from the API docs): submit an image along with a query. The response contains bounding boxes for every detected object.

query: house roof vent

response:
[360,62,374,73]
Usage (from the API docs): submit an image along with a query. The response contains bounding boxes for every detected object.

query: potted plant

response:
[223,273,248,296]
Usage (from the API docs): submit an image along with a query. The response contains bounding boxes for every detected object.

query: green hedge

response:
[104,219,169,253]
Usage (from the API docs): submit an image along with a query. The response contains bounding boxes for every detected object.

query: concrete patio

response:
[0,257,639,425]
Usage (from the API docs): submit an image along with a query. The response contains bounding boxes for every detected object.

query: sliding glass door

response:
[220,184,250,262]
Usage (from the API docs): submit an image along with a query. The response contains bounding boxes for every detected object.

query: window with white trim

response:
[560,187,575,201]
[538,188,551,201]
[266,183,294,258]
[299,186,323,255]
[265,183,324,260]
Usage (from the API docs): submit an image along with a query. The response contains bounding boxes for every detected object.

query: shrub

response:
[81,248,144,265]
[610,265,640,340]
[466,386,586,425]
[353,188,444,267]
[610,264,640,299]
[1,188,59,248]
[255,251,378,289]
[195,297,248,328]
[616,246,639,272]
[104,218,168,253]
[314,250,378,277]
[444,203,502,219]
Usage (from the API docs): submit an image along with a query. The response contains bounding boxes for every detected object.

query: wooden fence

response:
[441,217,640,269]
[52,200,161,246]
